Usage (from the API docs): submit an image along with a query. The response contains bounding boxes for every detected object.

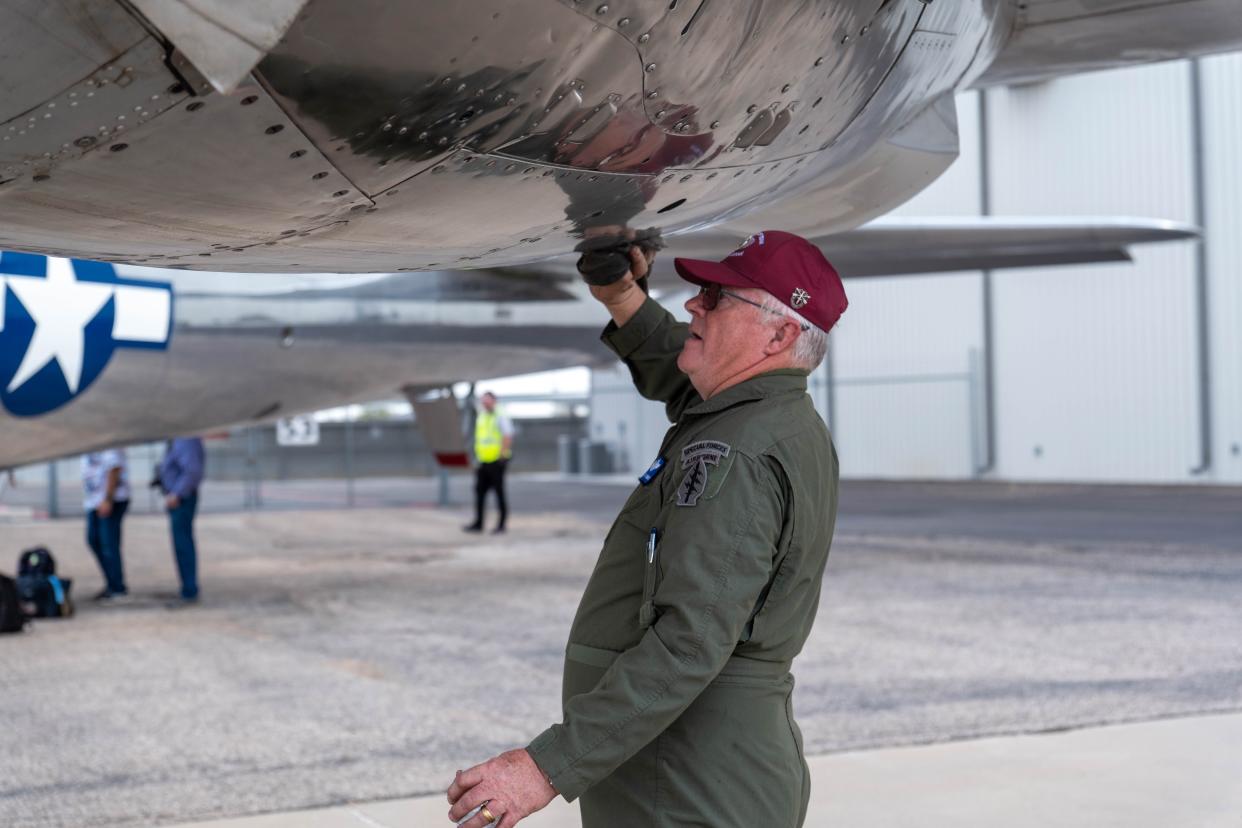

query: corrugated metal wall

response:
[829,92,986,479]
[593,62,1240,485]
[830,273,984,478]
[987,63,1200,482]
[1201,54,1242,484]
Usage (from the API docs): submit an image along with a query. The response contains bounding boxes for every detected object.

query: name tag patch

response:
[639,456,666,486]
[676,440,731,507]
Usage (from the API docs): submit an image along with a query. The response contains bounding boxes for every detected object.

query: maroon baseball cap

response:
[673,230,848,332]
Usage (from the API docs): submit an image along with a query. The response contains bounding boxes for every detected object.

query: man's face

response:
[481,394,496,412]
[678,284,772,397]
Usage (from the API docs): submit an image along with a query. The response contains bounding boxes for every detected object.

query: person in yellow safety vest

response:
[464,391,514,534]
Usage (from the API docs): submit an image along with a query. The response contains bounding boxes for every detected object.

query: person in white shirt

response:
[81,449,131,600]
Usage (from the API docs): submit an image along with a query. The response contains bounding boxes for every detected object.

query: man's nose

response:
[685,291,705,316]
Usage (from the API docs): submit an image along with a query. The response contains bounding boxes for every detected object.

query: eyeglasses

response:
[697,284,810,330]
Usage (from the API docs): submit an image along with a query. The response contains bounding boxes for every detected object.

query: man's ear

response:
[763,319,802,356]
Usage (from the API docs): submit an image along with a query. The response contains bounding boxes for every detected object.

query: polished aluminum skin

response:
[1,0,1004,271]
[2,1,1237,274]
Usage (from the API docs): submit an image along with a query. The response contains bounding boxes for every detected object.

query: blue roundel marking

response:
[0,252,173,417]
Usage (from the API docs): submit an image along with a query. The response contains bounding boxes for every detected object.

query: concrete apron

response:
[169,712,1242,828]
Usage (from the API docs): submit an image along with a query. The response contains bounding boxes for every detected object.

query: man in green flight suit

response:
[447,230,848,828]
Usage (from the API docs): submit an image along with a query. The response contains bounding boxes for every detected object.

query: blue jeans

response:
[168,492,199,599]
[86,500,129,594]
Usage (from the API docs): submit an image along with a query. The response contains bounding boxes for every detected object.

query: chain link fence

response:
[2,415,586,519]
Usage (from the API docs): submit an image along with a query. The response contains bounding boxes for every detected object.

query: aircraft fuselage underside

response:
[0,0,1005,272]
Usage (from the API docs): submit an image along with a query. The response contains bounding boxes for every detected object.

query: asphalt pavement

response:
[0,477,1239,827]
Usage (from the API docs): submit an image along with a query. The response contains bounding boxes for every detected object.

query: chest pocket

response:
[599,470,674,632]
[629,466,681,630]
[629,432,745,629]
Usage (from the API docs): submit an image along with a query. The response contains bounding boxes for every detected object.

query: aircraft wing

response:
[736,216,1197,279]
[612,216,1198,283]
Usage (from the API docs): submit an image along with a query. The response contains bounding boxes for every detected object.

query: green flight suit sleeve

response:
[527,453,785,801]
[601,296,701,423]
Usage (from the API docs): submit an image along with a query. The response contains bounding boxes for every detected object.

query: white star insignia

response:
[5,258,113,394]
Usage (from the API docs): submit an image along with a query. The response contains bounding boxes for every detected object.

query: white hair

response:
[745,289,830,371]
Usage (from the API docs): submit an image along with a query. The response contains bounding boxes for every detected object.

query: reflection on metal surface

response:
[0,0,1236,272]
[0,0,1012,271]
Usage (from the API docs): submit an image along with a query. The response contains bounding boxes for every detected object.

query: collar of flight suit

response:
[683,368,809,417]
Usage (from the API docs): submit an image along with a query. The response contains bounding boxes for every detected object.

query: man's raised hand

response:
[590,245,654,327]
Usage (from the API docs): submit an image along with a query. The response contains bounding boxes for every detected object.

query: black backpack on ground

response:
[0,573,24,633]
[19,547,55,577]
[16,547,73,619]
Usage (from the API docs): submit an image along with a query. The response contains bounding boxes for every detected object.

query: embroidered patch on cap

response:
[676,440,731,507]
[728,232,765,257]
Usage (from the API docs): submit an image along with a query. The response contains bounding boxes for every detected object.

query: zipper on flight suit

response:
[639,527,659,628]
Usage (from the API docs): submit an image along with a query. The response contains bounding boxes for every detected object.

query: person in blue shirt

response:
[157,437,206,606]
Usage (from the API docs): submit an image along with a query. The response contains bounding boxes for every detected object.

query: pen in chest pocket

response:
[640,528,661,628]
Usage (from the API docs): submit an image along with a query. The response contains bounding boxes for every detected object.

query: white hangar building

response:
[589,55,1242,486]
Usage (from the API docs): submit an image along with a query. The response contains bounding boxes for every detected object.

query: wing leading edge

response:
[810,216,1199,278]
[641,216,1199,282]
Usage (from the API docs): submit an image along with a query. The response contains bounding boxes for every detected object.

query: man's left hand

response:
[165,494,180,510]
[446,748,556,828]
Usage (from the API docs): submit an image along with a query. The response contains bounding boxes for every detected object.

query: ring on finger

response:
[479,804,498,824]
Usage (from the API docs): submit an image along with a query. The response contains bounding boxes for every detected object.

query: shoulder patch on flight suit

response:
[676,441,731,507]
